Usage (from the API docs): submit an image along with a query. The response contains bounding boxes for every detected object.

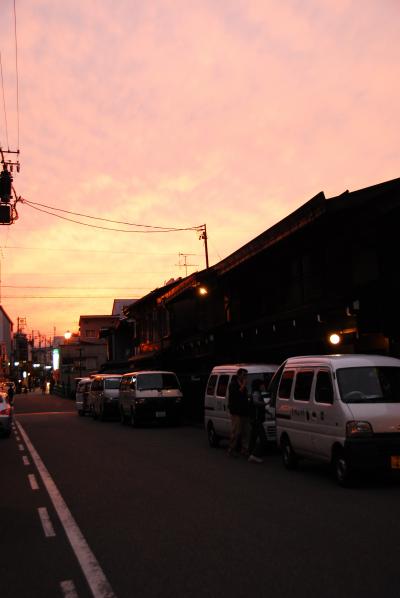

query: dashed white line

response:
[17,421,116,598]
[15,434,21,441]
[18,443,24,451]
[28,473,39,490]
[38,507,56,537]
[60,580,79,598]
[22,455,30,466]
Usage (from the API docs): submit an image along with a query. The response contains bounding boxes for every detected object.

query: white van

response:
[118,370,183,426]
[75,377,92,416]
[90,374,122,421]
[204,363,278,448]
[272,354,400,485]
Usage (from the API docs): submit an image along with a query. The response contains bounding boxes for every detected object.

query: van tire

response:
[78,409,84,417]
[207,422,220,448]
[98,404,106,422]
[92,406,98,420]
[130,409,136,427]
[119,406,127,425]
[281,436,298,470]
[333,450,353,487]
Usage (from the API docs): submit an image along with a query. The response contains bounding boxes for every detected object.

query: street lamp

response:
[329,333,341,346]
[64,330,72,343]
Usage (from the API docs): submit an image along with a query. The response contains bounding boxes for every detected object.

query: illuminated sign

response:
[53,348,60,370]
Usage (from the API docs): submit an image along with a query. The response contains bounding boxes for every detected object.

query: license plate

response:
[390,456,400,469]
[156,411,166,418]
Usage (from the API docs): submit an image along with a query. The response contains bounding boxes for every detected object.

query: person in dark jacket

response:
[228,368,250,457]
[248,379,267,463]
[7,384,14,405]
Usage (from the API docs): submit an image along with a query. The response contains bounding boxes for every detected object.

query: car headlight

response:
[346,421,373,437]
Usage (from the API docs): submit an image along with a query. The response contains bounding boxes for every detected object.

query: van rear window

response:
[137,373,180,391]
[105,378,121,390]
[278,370,295,399]
[294,370,314,402]
[206,375,218,396]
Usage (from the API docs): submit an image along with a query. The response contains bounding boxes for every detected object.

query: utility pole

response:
[199,224,209,269]
[176,253,198,277]
[0,248,3,303]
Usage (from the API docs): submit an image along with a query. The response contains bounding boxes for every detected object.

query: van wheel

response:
[281,437,298,470]
[92,405,98,420]
[333,450,352,487]
[98,404,106,422]
[130,409,136,427]
[78,409,84,417]
[119,407,127,425]
[207,422,220,448]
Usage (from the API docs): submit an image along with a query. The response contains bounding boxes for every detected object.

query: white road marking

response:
[22,455,30,466]
[18,443,24,451]
[28,473,39,490]
[17,421,116,598]
[38,507,56,537]
[15,434,20,441]
[60,580,79,598]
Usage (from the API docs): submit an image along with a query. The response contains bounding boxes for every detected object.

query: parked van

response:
[271,354,400,485]
[204,363,278,448]
[118,371,183,426]
[90,374,122,421]
[75,377,92,416]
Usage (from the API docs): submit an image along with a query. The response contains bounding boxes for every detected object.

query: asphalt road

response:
[2,391,400,598]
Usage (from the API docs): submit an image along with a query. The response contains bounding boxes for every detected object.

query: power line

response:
[0,270,173,278]
[24,199,199,230]
[13,0,20,150]
[2,295,136,299]
[0,52,9,148]
[1,245,203,256]
[2,284,150,291]
[22,199,201,234]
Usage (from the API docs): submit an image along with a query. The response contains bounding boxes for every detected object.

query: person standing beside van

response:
[7,384,14,405]
[228,368,250,457]
[248,379,267,464]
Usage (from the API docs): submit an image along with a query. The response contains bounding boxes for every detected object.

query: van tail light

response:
[3,406,11,416]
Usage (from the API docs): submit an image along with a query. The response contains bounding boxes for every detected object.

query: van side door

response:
[290,369,315,457]
[205,375,218,414]
[119,375,130,414]
[214,374,231,436]
[310,369,336,461]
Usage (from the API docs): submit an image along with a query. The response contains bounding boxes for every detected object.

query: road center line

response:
[28,473,39,490]
[18,443,24,451]
[17,421,116,598]
[38,507,56,537]
[60,579,79,598]
[22,455,30,466]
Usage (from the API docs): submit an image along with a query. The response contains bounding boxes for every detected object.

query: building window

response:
[85,330,96,338]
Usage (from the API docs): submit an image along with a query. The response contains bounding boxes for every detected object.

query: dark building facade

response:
[121,177,400,419]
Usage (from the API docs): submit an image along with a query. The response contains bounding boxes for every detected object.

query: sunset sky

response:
[0,0,399,340]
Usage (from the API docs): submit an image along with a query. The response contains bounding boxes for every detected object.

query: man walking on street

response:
[228,368,250,457]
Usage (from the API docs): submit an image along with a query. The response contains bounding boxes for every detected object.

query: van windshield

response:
[137,373,180,391]
[246,372,275,393]
[337,366,400,403]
